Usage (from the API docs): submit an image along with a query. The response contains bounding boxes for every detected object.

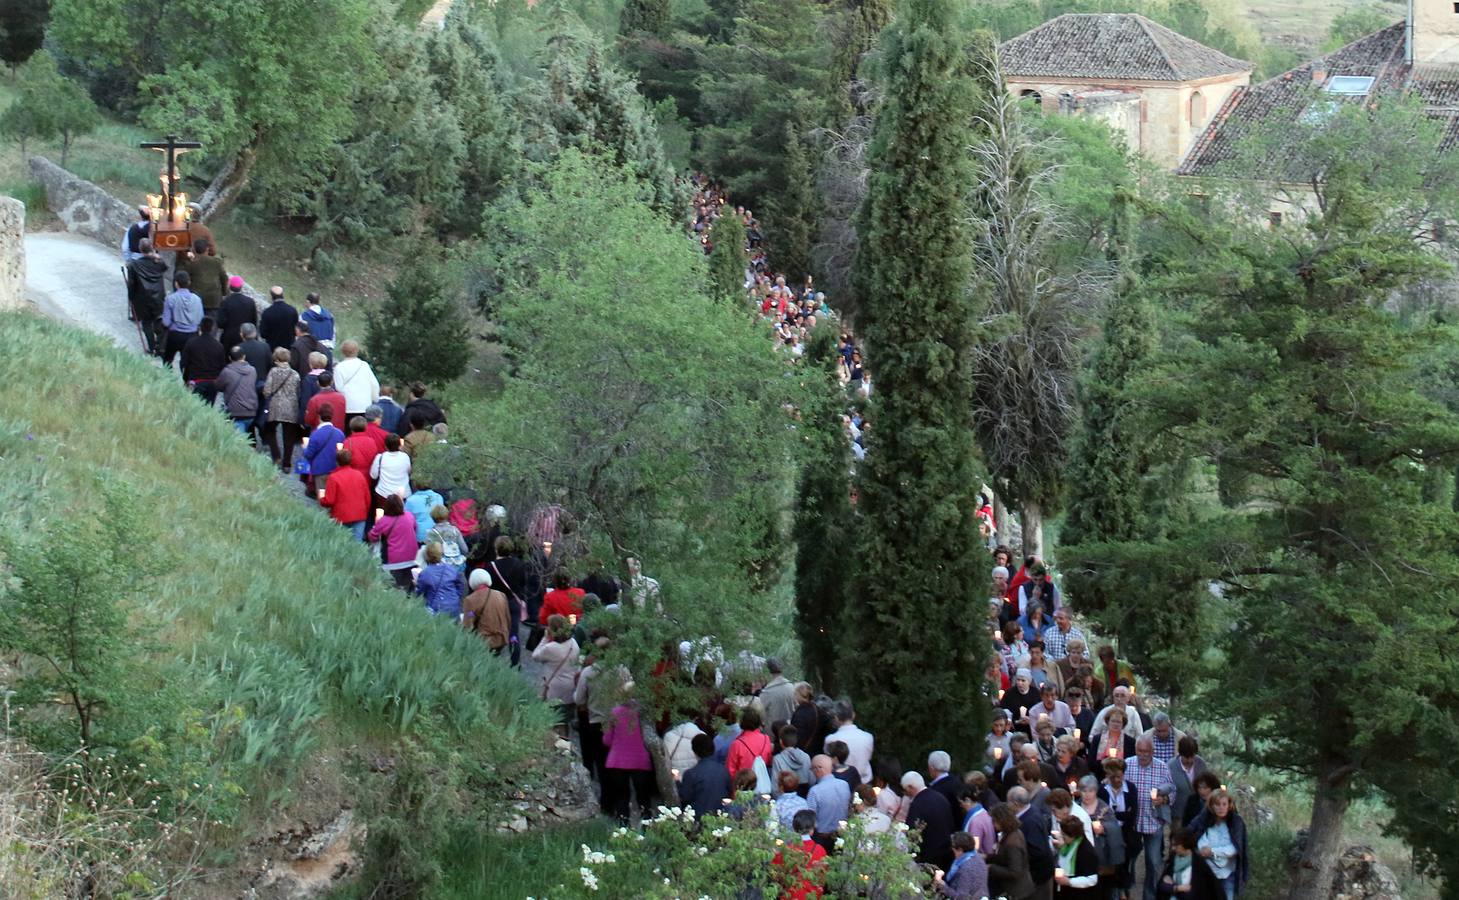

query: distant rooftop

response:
[1179,23,1459,178]
[999,13,1253,83]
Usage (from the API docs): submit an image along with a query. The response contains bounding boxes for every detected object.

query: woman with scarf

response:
[1053,816,1100,896]
[1187,788,1249,899]
[934,832,990,899]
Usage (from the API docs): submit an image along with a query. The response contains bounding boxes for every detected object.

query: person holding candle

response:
[1078,774,1125,891]
[935,831,990,899]
[1002,668,1042,735]
[530,614,579,739]
[987,710,1015,771]
[1125,736,1176,900]
[1064,686,1097,751]
[1032,681,1076,731]
[302,405,344,493]
[1094,709,1137,762]
[1052,735,1090,787]
[1053,815,1101,896]
[319,448,370,539]
[1099,758,1139,899]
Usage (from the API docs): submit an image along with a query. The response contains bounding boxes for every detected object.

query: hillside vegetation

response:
[0,311,551,896]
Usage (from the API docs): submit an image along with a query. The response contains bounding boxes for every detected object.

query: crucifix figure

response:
[139,135,201,224]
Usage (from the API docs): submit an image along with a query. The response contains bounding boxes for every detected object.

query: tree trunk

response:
[60,132,71,168]
[197,141,259,221]
[993,493,1009,548]
[1288,769,1352,900]
[1021,499,1043,559]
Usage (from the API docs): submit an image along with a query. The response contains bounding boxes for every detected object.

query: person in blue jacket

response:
[303,408,345,492]
[405,481,445,543]
[300,292,336,348]
[415,542,467,618]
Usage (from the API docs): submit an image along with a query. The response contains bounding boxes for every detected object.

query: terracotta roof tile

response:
[999,13,1252,82]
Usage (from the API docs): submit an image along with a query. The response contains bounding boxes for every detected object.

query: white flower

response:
[696,846,709,856]
[579,867,599,891]
[896,822,910,832]
[834,837,845,849]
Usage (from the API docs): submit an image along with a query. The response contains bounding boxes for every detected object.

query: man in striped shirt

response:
[1125,736,1176,900]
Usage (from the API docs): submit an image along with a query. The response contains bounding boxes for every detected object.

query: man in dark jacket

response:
[678,733,732,819]
[238,323,273,442]
[395,381,447,437]
[215,347,259,435]
[216,276,257,349]
[1011,784,1057,900]
[289,319,329,376]
[180,318,228,407]
[258,286,298,351]
[905,771,956,870]
[126,238,168,356]
[182,239,228,321]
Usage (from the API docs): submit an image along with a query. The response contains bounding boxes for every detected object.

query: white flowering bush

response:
[545,792,928,898]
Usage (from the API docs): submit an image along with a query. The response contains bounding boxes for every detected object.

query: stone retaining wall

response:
[0,197,24,311]
[29,156,135,246]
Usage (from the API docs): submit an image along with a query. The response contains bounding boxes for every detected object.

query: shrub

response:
[366,253,472,386]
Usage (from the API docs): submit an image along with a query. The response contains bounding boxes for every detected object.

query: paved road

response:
[25,232,142,352]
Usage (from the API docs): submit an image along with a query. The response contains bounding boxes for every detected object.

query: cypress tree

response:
[1060,271,1156,554]
[793,329,853,692]
[707,211,748,303]
[765,120,818,285]
[619,0,671,37]
[842,0,988,764]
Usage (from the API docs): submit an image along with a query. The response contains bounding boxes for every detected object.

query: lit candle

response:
[872,786,881,796]
[1054,868,1065,880]
[1040,781,1047,788]
[722,798,732,805]
[335,442,343,451]
[302,436,309,448]
[1073,728,1081,741]
[974,836,980,851]
[1107,747,1118,758]
[317,489,325,500]
[1093,819,1104,834]
[997,690,1005,701]
[671,768,680,780]
[1068,781,1077,792]
[1020,706,1027,718]
[993,747,1003,760]
[1151,788,1159,801]
[1220,783,1227,791]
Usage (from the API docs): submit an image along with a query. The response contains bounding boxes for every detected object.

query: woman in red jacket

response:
[320,448,371,539]
[539,568,585,625]
[726,707,773,784]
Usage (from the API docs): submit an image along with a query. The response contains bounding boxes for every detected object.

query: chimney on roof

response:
[1311,68,1328,84]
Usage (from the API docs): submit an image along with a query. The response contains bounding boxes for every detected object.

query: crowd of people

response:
[122,183,1249,900]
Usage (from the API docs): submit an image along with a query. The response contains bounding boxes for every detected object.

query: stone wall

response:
[0,197,24,311]
[29,156,135,246]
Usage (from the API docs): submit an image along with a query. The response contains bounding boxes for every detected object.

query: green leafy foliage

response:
[695,0,835,210]
[0,478,157,748]
[1099,102,1459,891]
[706,207,748,303]
[1322,4,1392,51]
[764,120,819,284]
[467,150,802,700]
[843,0,990,765]
[0,51,99,162]
[619,0,671,37]
[793,329,854,692]
[366,251,472,386]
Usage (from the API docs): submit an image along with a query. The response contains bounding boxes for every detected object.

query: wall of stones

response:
[0,196,23,311]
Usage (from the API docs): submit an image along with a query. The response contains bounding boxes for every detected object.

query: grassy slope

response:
[0,310,552,862]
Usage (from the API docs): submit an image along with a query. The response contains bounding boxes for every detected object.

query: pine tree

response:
[428,15,520,237]
[1059,269,1156,604]
[707,211,747,303]
[764,121,818,285]
[695,0,833,210]
[619,0,670,37]
[841,0,988,764]
[366,252,472,386]
[793,329,853,692]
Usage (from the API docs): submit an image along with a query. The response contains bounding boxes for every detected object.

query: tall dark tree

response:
[707,211,748,303]
[793,329,853,692]
[765,120,818,285]
[0,0,49,70]
[619,0,670,37]
[841,0,989,764]
[695,0,833,210]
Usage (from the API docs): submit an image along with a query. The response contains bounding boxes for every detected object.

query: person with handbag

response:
[531,614,580,739]
[368,494,419,590]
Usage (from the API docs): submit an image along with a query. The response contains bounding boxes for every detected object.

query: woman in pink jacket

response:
[725,707,773,784]
[603,700,656,826]
[367,494,418,590]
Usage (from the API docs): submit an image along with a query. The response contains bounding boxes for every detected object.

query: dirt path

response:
[24,232,142,353]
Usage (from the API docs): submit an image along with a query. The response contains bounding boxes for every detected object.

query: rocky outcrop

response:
[0,197,23,311]
[1289,834,1404,900]
[242,809,365,900]
[29,156,135,245]
[494,742,600,833]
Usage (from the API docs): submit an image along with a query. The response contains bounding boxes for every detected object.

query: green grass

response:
[431,820,618,900]
[0,310,553,838]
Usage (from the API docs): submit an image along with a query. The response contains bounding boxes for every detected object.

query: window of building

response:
[1324,75,1376,96]
[1189,90,1206,127]
[1268,211,1284,229]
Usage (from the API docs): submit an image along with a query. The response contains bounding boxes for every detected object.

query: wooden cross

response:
[139,135,202,222]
